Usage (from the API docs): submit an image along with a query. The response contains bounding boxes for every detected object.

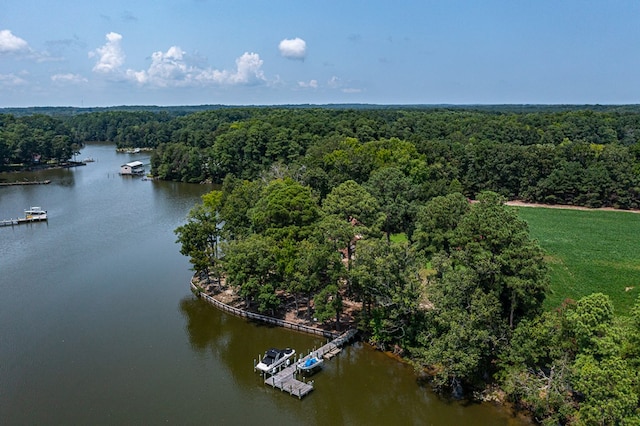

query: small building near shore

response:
[120,161,145,175]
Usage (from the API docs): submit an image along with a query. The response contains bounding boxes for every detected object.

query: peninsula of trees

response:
[2,105,639,424]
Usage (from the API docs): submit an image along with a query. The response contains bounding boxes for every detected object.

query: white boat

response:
[23,207,47,221]
[256,348,296,373]
[297,355,323,372]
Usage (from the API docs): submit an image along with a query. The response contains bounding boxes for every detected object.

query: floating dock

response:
[260,329,358,399]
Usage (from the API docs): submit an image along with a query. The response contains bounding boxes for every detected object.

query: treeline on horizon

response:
[3,105,640,207]
[64,106,640,210]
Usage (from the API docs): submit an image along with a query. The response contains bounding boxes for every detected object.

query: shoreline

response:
[190,277,533,422]
[0,161,86,175]
[190,277,348,339]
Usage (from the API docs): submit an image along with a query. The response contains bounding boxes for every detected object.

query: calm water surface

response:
[0,143,526,425]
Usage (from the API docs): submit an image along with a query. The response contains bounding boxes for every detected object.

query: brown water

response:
[0,143,526,425]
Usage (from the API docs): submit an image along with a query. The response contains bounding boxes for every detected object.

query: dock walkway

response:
[261,329,358,399]
[192,281,339,339]
[0,216,48,226]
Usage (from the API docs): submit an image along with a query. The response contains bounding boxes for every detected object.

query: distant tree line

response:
[63,107,640,209]
[5,106,639,209]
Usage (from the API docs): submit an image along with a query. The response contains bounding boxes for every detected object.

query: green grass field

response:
[516,207,640,316]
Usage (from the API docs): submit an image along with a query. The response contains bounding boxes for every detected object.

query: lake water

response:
[0,143,526,425]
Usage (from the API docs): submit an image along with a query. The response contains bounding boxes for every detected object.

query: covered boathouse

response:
[120,161,145,175]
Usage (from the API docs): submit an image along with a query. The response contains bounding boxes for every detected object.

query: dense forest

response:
[5,106,640,210]
[63,107,640,209]
[0,114,81,167]
[3,105,640,423]
[176,173,639,426]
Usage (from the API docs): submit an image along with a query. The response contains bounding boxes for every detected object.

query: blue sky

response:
[1,1,639,107]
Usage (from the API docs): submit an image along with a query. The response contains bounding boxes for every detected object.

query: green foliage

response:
[409,192,549,391]
[321,180,385,271]
[413,265,506,388]
[350,238,422,347]
[222,234,279,313]
[139,107,640,209]
[573,355,639,425]
[0,113,79,166]
[313,284,343,325]
[565,293,617,356]
[163,106,640,424]
[174,201,222,281]
[322,180,384,227]
[451,192,549,328]
[497,293,640,425]
[364,166,416,239]
[626,296,640,369]
[249,177,319,240]
[413,192,470,255]
[217,176,265,239]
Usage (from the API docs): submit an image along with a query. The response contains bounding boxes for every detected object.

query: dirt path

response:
[504,200,640,214]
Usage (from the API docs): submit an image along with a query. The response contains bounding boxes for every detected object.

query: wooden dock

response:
[0,216,48,226]
[190,280,359,399]
[261,329,358,399]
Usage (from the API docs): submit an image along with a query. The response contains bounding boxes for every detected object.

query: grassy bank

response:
[517,207,640,316]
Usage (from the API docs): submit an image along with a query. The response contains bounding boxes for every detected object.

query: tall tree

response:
[174,191,223,285]
[321,179,385,270]
[222,234,279,313]
[350,238,422,348]
[249,177,319,240]
[451,192,549,328]
[364,166,415,241]
[412,192,470,255]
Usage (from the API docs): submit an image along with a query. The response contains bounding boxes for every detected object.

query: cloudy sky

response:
[1,1,639,107]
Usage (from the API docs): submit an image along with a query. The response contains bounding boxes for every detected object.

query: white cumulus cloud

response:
[91,33,267,88]
[192,52,266,85]
[0,29,30,54]
[279,38,306,60]
[127,47,266,87]
[127,46,190,86]
[90,32,125,73]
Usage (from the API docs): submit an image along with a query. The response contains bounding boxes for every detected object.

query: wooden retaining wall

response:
[191,281,339,339]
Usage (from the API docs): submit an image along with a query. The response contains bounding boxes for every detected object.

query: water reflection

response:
[179,294,525,426]
[180,296,226,352]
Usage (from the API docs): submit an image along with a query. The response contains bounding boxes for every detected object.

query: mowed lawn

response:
[517,207,640,316]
